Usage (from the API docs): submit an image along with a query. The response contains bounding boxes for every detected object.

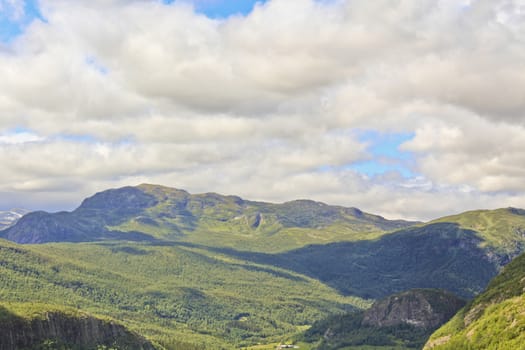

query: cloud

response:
[402,111,525,193]
[0,0,524,220]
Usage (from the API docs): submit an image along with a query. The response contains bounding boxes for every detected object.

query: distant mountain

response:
[3,185,525,300]
[424,251,525,349]
[2,184,525,348]
[301,289,465,349]
[0,208,28,230]
[0,302,155,350]
[0,184,416,248]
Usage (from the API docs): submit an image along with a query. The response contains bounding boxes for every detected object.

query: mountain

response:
[301,289,465,350]
[0,302,155,350]
[424,251,525,349]
[0,184,416,250]
[232,208,525,299]
[0,208,29,230]
[3,184,525,348]
[4,185,525,299]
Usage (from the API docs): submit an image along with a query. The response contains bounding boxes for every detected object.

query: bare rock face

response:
[362,289,465,330]
[0,309,156,350]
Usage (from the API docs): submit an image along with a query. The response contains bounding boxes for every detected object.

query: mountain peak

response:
[77,186,158,212]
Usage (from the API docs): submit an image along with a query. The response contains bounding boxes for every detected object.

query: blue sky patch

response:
[351,161,414,178]
[350,130,416,178]
[0,0,44,42]
[163,0,268,18]
[85,56,109,75]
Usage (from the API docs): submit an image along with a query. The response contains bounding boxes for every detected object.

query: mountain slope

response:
[232,208,525,299]
[431,208,525,261]
[424,252,525,349]
[4,185,525,347]
[4,185,525,300]
[215,222,499,299]
[0,302,155,350]
[301,289,465,350]
[0,184,416,251]
[0,237,365,349]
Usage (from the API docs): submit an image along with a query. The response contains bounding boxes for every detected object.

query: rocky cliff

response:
[0,304,156,350]
[301,289,465,349]
[362,289,466,329]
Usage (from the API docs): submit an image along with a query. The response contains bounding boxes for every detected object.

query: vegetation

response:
[3,185,525,349]
[432,208,525,259]
[299,289,464,350]
[219,223,500,299]
[1,184,416,251]
[425,252,525,349]
[0,238,365,349]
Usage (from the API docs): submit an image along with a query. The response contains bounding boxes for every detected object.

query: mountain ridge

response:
[4,185,525,299]
[0,184,417,249]
[2,184,525,348]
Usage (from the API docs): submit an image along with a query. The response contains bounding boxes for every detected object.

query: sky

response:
[0,0,525,221]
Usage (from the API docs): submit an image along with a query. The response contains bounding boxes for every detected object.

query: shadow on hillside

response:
[156,223,501,300]
[0,305,23,323]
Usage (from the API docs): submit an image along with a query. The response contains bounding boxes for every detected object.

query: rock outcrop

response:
[300,289,466,350]
[362,289,466,330]
[0,307,155,350]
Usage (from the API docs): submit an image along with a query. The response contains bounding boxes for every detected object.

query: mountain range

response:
[2,184,525,349]
[0,208,29,230]
[1,184,415,247]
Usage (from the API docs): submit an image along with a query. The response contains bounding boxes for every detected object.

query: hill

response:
[431,208,525,262]
[3,186,525,299]
[229,208,525,299]
[300,289,465,350]
[214,221,517,299]
[0,237,365,349]
[0,302,155,350]
[0,184,416,251]
[424,252,525,349]
[3,185,525,348]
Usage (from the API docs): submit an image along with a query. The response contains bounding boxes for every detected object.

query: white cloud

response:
[403,112,525,193]
[0,0,525,220]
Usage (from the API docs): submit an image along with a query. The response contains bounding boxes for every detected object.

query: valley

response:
[2,184,525,349]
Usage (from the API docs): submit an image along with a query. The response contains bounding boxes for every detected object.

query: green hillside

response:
[3,185,525,348]
[1,184,416,252]
[424,252,525,349]
[431,208,525,259]
[0,238,365,349]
